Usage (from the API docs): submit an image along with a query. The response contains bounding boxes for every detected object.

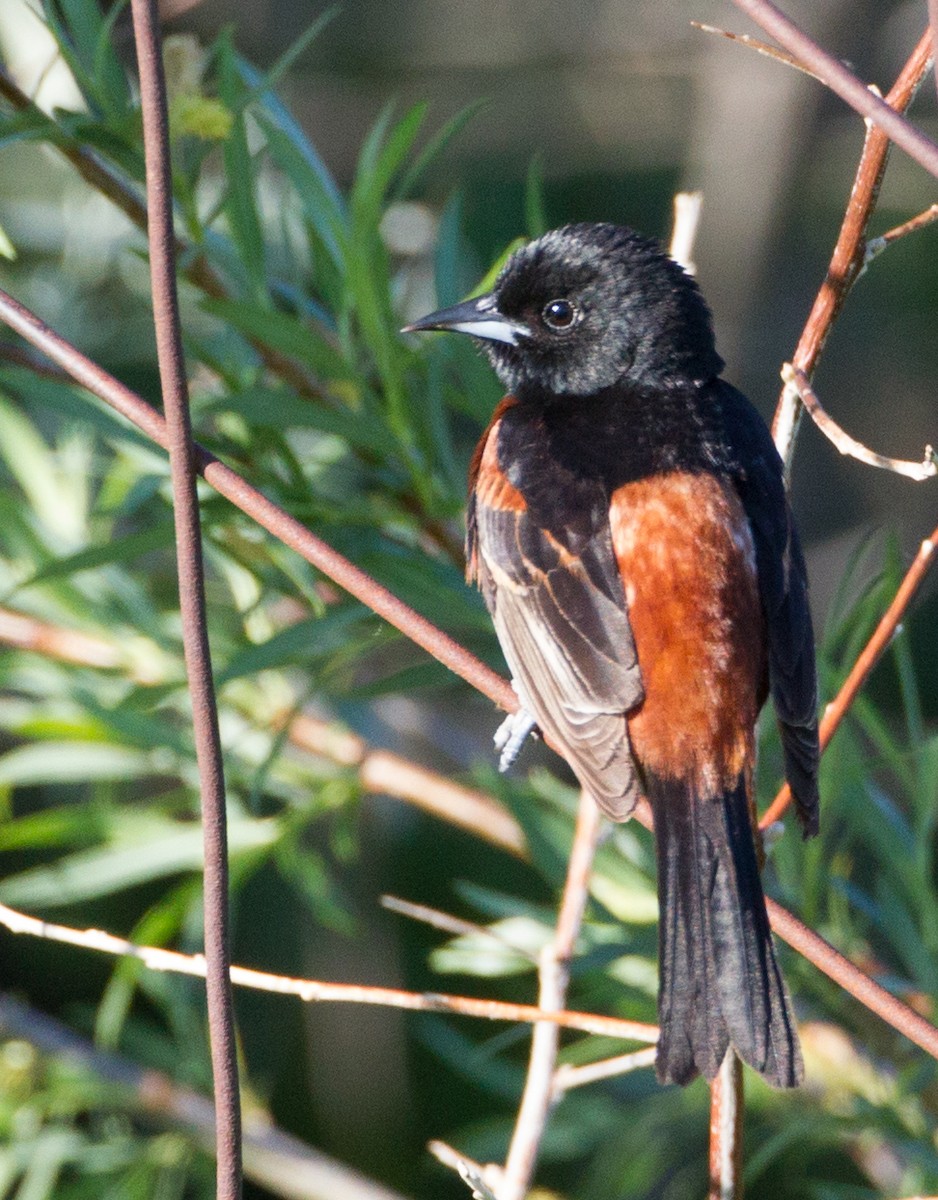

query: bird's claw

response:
[494,708,538,773]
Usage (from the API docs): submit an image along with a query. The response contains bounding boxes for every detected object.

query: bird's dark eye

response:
[542,298,576,331]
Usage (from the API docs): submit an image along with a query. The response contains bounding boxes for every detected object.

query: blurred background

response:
[0,1,937,1198]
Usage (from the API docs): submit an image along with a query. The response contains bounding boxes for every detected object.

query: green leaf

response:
[393,99,489,202]
[0,742,155,788]
[46,0,131,120]
[234,10,339,107]
[202,386,392,456]
[216,31,266,295]
[0,395,71,533]
[431,916,545,977]
[24,525,174,585]
[0,218,16,260]
[433,190,467,307]
[0,811,279,907]
[199,296,351,381]
[255,115,347,269]
[218,606,369,684]
[0,804,109,852]
[351,102,427,233]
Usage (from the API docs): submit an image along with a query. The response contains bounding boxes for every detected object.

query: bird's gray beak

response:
[402,294,530,346]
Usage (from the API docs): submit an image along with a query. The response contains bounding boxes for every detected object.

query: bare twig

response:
[691,21,823,81]
[709,1052,743,1200]
[429,1142,500,1200]
[728,2,938,180]
[551,1047,657,1094]
[0,994,408,1200]
[782,364,937,480]
[499,794,603,1200]
[380,895,538,962]
[129,4,240,1194]
[760,520,938,828]
[771,28,934,463]
[766,898,938,1062]
[865,203,938,263]
[0,901,657,1042]
[668,190,704,275]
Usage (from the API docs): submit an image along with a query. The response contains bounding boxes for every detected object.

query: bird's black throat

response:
[496,380,735,547]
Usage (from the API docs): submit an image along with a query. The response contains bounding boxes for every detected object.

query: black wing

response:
[469,440,644,820]
[719,382,819,835]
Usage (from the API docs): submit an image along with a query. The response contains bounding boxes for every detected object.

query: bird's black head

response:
[404,222,723,397]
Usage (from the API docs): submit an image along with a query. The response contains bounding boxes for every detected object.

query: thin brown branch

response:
[766,899,938,1062]
[551,1047,657,1094]
[728,3,938,179]
[782,364,937,480]
[865,203,938,262]
[380,894,538,963]
[760,520,938,827]
[691,21,823,80]
[500,794,602,1200]
[0,902,658,1043]
[771,27,934,462]
[0,993,408,1200]
[709,1052,743,1200]
[129,4,240,1194]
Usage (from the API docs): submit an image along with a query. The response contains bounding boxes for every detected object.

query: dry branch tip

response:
[781,364,937,481]
[690,20,822,81]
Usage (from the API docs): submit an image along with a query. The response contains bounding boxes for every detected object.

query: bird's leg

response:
[494,683,539,772]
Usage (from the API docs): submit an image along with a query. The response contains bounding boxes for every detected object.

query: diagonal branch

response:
[728,3,938,179]
[760,521,938,828]
[771,27,934,464]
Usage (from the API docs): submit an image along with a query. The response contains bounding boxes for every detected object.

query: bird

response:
[403,222,819,1089]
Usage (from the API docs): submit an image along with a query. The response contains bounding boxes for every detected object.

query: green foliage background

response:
[0,7,937,1199]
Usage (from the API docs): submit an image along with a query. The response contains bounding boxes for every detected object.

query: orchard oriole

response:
[405,222,819,1088]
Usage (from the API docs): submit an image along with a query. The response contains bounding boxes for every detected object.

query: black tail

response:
[649,774,803,1088]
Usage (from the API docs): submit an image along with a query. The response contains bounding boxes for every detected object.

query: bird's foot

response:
[494,707,538,773]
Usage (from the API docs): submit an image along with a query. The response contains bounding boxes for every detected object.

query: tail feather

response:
[650,775,803,1088]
